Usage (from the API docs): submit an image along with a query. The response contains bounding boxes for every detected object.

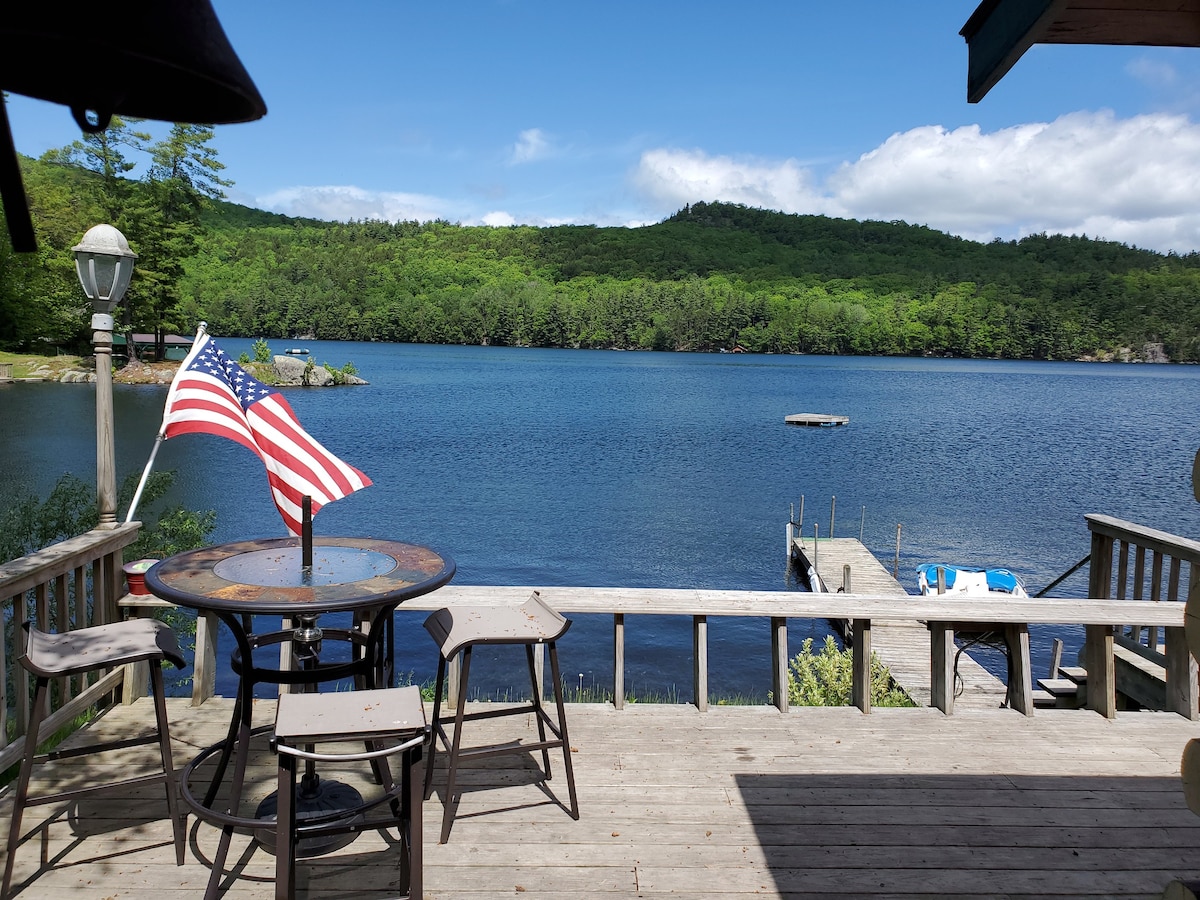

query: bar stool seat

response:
[272,686,428,900]
[2,619,187,899]
[422,590,579,843]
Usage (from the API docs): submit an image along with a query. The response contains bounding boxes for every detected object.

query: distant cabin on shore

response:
[113,333,195,362]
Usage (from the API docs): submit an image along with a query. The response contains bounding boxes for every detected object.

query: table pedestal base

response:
[254,779,365,857]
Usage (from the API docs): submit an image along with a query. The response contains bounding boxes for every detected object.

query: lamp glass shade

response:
[72,224,137,312]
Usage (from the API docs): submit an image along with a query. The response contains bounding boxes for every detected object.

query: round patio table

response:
[146,535,454,900]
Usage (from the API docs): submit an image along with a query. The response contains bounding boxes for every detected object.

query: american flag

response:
[161,334,371,536]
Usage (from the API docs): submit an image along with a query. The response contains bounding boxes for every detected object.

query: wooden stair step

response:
[1037,677,1081,697]
[1032,688,1058,707]
[1059,665,1087,684]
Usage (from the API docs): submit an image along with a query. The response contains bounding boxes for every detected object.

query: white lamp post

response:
[72,224,137,528]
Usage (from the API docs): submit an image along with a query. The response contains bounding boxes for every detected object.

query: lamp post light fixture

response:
[72,224,137,528]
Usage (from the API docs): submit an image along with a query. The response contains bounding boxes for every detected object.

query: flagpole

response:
[124,321,209,524]
[301,496,313,571]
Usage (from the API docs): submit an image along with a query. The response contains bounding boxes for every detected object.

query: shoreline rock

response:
[270,355,369,386]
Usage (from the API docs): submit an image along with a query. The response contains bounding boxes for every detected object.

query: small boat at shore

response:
[285,348,309,355]
[916,563,1028,598]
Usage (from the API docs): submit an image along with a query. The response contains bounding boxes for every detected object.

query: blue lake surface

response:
[4,343,1199,700]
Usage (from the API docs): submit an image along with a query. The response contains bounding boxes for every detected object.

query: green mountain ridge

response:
[5,154,1199,360]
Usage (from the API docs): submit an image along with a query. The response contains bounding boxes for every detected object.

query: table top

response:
[145,536,455,615]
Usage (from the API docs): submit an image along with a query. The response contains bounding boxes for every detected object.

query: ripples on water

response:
[3,343,1199,699]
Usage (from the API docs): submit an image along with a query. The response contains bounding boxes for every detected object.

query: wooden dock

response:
[785,413,849,427]
[3,697,1200,898]
[793,537,1010,710]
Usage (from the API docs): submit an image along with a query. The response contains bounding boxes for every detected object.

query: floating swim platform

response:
[785,413,849,427]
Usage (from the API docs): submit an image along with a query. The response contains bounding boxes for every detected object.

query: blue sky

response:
[10,1,1200,252]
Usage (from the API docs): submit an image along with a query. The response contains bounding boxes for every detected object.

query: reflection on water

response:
[3,343,1199,699]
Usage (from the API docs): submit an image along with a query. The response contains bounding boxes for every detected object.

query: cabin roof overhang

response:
[961,0,1200,102]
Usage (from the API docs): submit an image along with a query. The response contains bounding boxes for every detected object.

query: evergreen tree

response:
[40,116,151,224]
[127,124,231,358]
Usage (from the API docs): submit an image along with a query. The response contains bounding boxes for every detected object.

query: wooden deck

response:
[4,697,1200,898]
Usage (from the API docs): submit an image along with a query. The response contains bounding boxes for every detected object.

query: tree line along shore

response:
[4,139,1198,363]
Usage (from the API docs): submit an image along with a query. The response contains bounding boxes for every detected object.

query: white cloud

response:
[257,185,449,223]
[481,211,517,227]
[632,112,1200,252]
[475,211,602,228]
[633,148,826,214]
[831,111,1200,248]
[1126,56,1179,90]
[253,112,1200,252]
[510,128,553,165]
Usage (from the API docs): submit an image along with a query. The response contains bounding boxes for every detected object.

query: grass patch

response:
[0,349,85,379]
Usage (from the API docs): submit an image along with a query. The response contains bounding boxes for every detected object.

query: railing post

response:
[278,616,296,695]
[693,615,708,712]
[1087,524,1117,716]
[852,618,872,714]
[36,582,57,706]
[930,622,954,714]
[1172,560,1200,719]
[73,563,87,699]
[1086,624,1117,718]
[193,611,218,706]
[1166,625,1198,720]
[1116,539,1129,600]
[613,613,625,710]
[120,603,150,705]
[14,590,30,735]
[1,593,11,748]
[771,616,788,712]
[1005,623,1034,716]
[99,549,121,625]
[54,573,74,703]
[1088,524,1114,601]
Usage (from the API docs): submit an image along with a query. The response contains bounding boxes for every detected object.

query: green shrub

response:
[321,360,358,385]
[252,337,271,363]
[787,635,914,707]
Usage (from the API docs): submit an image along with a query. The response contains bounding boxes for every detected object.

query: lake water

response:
[4,343,1199,700]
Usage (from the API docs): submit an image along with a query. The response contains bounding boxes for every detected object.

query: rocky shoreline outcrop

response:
[20,356,370,386]
[269,355,369,386]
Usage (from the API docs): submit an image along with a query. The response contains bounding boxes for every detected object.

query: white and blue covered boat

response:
[916,563,1029,598]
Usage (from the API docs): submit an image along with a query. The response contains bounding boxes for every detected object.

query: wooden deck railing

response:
[4,515,1194,775]
[1087,513,1200,718]
[407,585,1194,719]
[0,524,141,775]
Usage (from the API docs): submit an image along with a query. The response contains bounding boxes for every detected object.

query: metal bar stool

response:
[2,619,187,898]
[422,590,579,843]
[272,686,428,900]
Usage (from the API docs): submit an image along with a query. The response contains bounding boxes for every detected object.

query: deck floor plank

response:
[2,699,1200,898]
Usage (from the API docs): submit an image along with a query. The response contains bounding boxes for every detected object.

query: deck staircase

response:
[1034,638,1088,709]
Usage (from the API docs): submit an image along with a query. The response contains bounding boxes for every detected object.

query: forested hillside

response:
[5,154,1200,361]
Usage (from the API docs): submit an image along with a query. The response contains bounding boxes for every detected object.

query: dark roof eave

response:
[961,0,1068,103]
[962,1,1200,103]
